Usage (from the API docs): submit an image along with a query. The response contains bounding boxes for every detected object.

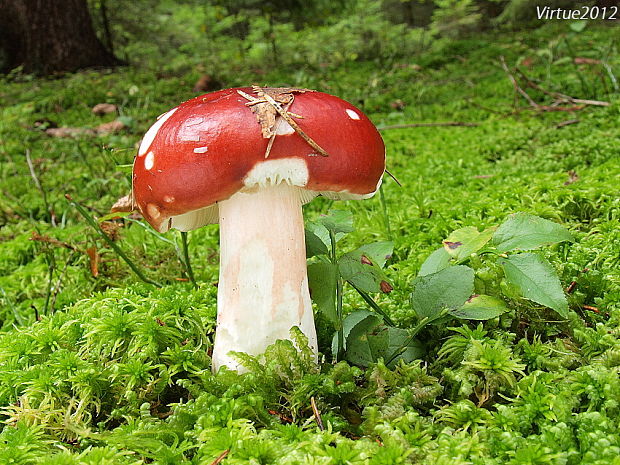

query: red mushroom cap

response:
[132,87,385,232]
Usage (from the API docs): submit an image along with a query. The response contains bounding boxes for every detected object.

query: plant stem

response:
[378,184,392,241]
[42,249,55,315]
[26,149,55,226]
[66,194,162,287]
[384,310,448,366]
[349,281,395,326]
[330,228,344,361]
[180,231,197,287]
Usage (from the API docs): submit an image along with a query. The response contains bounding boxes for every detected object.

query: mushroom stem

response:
[212,183,318,372]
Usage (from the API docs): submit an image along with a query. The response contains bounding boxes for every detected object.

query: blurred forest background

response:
[1,0,617,77]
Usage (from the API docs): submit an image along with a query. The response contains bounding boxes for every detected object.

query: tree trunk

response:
[0,0,122,75]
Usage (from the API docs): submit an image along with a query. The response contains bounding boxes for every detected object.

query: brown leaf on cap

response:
[240,87,312,139]
[92,103,117,116]
[111,194,134,213]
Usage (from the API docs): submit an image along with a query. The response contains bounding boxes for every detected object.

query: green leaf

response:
[332,310,380,354]
[306,221,331,249]
[350,241,394,268]
[492,213,573,253]
[307,262,339,325]
[338,243,392,293]
[338,311,383,366]
[443,226,495,262]
[98,211,132,222]
[318,210,354,234]
[338,311,424,368]
[305,228,328,258]
[450,295,509,320]
[419,247,451,276]
[410,266,475,319]
[384,327,425,367]
[500,253,569,318]
[338,255,386,293]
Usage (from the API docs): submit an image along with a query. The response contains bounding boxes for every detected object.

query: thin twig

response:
[26,150,56,226]
[500,56,539,109]
[378,121,479,130]
[555,119,580,129]
[66,194,162,287]
[30,232,79,251]
[49,250,78,313]
[384,169,402,187]
[582,305,600,313]
[516,68,610,107]
[310,397,324,431]
[264,99,294,158]
[209,450,230,465]
[238,88,330,157]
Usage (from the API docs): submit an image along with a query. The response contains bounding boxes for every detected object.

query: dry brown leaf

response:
[574,57,601,65]
[92,103,117,115]
[96,120,126,134]
[46,127,96,138]
[86,247,99,277]
[111,194,134,213]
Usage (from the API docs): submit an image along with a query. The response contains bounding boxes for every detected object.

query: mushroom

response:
[132,87,385,372]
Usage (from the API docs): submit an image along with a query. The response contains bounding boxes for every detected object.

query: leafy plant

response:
[307,212,574,369]
[416,212,574,321]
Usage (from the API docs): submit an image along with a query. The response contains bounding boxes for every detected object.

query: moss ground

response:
[0,23,619,464]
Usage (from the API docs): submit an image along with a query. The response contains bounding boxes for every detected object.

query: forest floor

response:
[0,22,619,464]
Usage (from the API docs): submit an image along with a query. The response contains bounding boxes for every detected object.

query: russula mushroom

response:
[132,87,385,372]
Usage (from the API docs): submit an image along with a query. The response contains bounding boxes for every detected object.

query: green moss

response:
[0,19,618,464]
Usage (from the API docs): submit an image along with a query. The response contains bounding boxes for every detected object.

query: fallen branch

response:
[209,450,230,465]
[310,396,324,431]
[379,121,478,130]
[500,56,539,109]
[516,68,610,108]
[555,119,580,129]
[30,232,79,251]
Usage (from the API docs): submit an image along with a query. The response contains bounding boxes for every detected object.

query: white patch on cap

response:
[146,203,161,219]
[163,195,175,203]
[193,146,209,154]
[346,109,360,120]
[275,117,295,135]
[243,158,309,189]
[144,151,155,170]
[138,107,177,156]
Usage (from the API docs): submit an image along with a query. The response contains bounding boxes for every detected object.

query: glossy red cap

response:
[132,87,385,232]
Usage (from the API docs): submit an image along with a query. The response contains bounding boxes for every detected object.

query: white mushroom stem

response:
[212,183,318,372]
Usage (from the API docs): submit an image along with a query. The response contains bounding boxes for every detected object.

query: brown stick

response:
[30,232,79,251]
[555,119,580,129]
[310,396,324,431]
[516,68,610,108]
[500,56,539,109]
[210,450,230,465]
[379,121,479,130]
